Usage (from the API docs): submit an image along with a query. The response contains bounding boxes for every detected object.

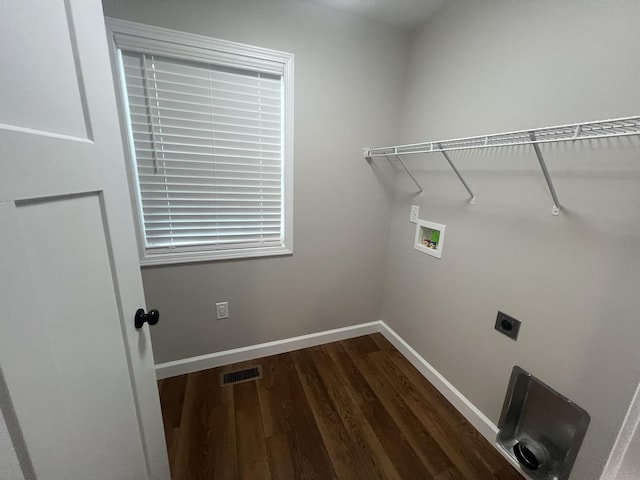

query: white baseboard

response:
[155,322,496,434]
[376,322,499,441]
[376,322,531,479]
[155,320,496,437]
[156,320,531,478]
[155,321,382,379]
[155,319,530,476]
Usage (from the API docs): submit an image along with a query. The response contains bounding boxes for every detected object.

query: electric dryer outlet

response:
[216,302,230,320]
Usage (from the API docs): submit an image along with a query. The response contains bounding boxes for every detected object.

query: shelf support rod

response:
[438,144,475,204]
[529,132,561,215]
[393,154,424,194]
[572,125,582,141]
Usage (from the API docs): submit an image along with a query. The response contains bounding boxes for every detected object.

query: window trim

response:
[105,18,294,266]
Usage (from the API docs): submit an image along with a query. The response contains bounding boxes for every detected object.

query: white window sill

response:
[140,246,293,267]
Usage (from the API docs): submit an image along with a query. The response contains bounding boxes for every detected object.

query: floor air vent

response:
[220,366,262,386]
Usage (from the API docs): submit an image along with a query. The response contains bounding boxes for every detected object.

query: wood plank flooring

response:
[157,333,522,480]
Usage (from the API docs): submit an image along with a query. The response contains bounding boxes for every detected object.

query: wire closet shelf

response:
[365,116,640,158]
[364,115,640,215]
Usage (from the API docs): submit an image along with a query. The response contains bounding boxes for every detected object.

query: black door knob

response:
[134,308,160,329]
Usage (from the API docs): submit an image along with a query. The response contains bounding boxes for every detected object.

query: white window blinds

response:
[121,51,284,255]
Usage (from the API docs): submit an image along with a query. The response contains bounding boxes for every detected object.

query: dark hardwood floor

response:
[158,333,523,480]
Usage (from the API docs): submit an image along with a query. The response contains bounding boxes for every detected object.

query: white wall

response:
[381,1,640,478]
[101,0,408,363]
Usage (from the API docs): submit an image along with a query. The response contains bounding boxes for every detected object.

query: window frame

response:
[105,18,294,266]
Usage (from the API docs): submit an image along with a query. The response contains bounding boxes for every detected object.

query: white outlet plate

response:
[216,302,229,320]
[410,205,420,223]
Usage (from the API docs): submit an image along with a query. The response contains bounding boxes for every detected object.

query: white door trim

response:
[0,1,169,477]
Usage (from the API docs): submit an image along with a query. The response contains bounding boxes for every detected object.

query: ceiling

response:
[305,0,447,30]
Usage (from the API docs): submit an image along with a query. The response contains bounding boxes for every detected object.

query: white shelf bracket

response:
[438,144,475,204]
[572,125,582,141]
[529,132,561,215]
[393,154,424,194]
[364,147,424,194]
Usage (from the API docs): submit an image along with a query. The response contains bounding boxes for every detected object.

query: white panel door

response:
[0,1,169,479]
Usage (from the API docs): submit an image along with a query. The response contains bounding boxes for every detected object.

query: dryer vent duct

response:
[497,366,590,480]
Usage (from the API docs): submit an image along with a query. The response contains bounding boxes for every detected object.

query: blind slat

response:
[127,103,281,124]
[141,186,282,192]
[138,170,279,181]
[127,92,282,117]
[132,133,281,148]
[141,205,281,211]
[122,72,282,97]
[137,165,281,176]
[123,59,281,85]
[134,146,281,158]
[139,179,280,187]
[147,238,282,250]
[129,115,282,133]
[123,67,281,92]
[130,107,280,126]
[125,83,281,107]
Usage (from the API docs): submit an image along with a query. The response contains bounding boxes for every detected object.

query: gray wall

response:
[381,1,640,478]
[102,0,407,363]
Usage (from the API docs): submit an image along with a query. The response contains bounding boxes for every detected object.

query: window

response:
[106,19,293,265]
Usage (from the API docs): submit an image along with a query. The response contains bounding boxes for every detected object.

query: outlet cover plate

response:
[495,311,521,341]
[410,205,420,223]
[216,302,229,320]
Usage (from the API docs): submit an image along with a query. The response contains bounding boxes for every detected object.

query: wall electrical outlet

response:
[495,311,521,341]
[410,205,420,223]
[216,301,230,320]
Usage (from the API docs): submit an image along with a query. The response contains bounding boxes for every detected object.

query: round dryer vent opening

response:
[513,441,548,471]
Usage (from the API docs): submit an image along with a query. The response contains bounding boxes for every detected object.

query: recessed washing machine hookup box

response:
[414,219,445,259]
[497,366,590,480]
